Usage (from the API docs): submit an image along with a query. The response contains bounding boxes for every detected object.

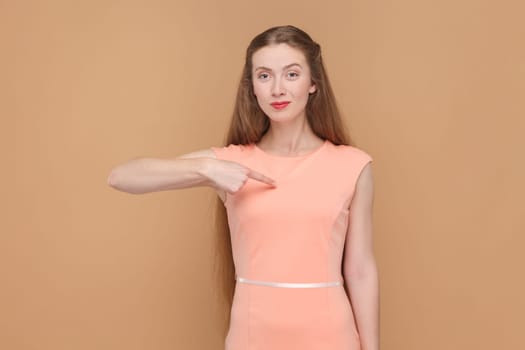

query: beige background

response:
[2,0,524,349]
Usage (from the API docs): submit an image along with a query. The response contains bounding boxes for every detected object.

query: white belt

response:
[236,276,343,288]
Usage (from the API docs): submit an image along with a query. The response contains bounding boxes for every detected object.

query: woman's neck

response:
[256,124,324,155]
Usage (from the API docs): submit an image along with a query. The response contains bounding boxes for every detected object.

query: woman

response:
[108,25,379,350]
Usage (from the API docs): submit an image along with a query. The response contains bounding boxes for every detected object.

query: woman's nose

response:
[271,77,285,96]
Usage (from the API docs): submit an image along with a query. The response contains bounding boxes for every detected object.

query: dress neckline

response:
[252,140,329,159]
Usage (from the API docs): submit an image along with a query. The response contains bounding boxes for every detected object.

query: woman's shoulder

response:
[328,142,373,163]
[325,142,374,183]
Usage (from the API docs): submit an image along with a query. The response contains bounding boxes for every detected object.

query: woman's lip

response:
[271,102,290,110]
[271,101,290,108]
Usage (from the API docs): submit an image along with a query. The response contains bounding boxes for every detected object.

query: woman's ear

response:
[309,84,317,94]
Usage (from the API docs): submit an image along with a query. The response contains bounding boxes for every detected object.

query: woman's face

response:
[251,43,316,123]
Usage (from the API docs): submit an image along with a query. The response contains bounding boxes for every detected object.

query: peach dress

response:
[211,139,373,350]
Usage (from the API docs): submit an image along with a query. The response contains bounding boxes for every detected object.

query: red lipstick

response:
[270,101,290,110]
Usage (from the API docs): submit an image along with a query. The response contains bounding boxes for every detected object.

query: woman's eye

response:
[287,71,299,79]
[258,73,269,79]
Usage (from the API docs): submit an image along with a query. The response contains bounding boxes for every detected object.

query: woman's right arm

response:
[107,149,219,195]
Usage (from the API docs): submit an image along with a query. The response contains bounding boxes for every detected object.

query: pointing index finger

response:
[247,168,277,187]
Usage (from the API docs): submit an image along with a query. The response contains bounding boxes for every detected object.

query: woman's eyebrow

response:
[254,63,302,71]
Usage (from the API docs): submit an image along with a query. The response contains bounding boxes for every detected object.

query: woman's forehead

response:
[252,43,307,70]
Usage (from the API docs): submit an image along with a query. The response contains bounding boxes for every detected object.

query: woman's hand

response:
[204,158,276,194]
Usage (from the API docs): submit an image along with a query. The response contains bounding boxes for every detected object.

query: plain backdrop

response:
[2,0,524,349]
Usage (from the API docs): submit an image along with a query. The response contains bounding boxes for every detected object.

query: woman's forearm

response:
[345,261,380,350]
[107,157,214,194]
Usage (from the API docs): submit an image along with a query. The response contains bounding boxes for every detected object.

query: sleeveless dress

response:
[210,139,373,350]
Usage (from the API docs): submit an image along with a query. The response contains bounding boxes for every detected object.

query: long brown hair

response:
[212,24,357,337]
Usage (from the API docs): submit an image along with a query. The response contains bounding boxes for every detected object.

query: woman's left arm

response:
[343,162,380,350]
